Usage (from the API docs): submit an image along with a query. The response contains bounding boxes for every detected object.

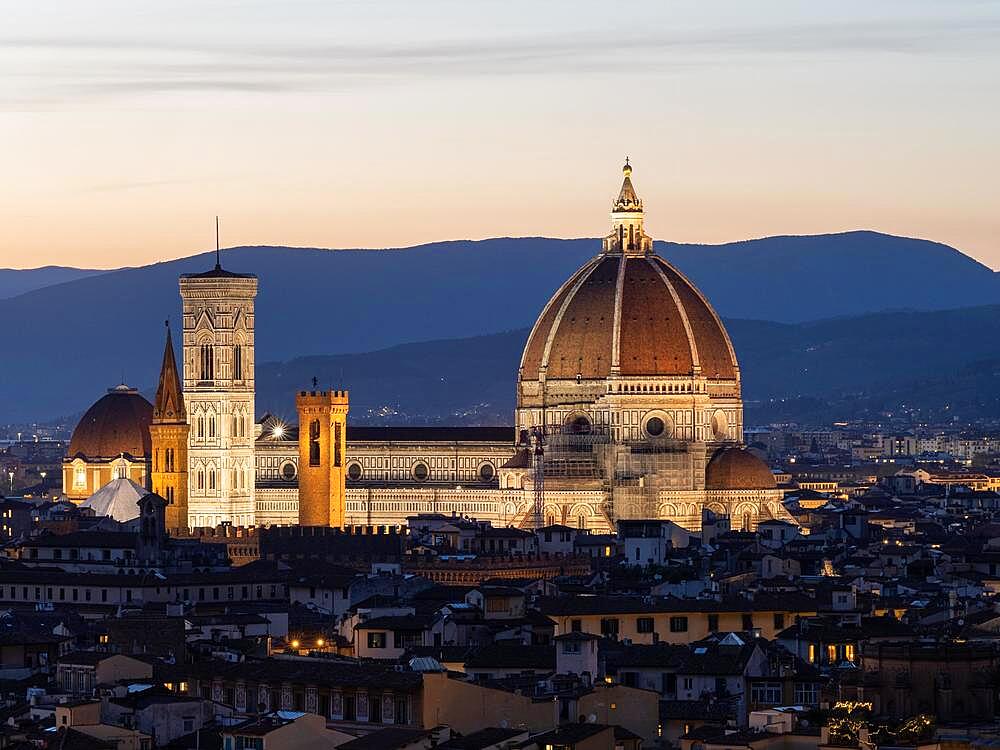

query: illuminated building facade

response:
[62,385,152,500]
[295,389,349,527]
[249,163,785,532]
[149,323,190,531]
[179,260,258,527]
[67,163,782,533]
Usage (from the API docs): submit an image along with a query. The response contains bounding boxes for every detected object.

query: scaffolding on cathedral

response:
[608,440,697,524]
[524,423,703,531]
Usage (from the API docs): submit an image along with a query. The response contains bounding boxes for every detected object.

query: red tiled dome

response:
[705,447,776,490]
[519,253,738,382]
[68,385,153,460]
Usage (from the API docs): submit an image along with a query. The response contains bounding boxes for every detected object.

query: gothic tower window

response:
[309,420,321,466]
[199,344,215,381]
[334,422,342,467]
[234,344,243,380]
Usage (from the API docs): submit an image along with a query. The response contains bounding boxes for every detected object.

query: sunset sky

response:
[2,0,998,270]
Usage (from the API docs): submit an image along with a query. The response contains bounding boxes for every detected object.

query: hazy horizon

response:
[2,0,999,270]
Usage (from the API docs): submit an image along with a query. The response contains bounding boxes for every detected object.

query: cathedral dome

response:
[705,447,776,490]
[519,163,738,385]
[68,385,153,460]
[519,253,738,382]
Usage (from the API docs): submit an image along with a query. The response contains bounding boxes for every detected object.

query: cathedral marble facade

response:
[179,263,258,528]
[246,162,787,534]
[69,162,785,533]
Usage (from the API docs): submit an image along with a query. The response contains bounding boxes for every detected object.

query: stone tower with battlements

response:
[296,389,349,527]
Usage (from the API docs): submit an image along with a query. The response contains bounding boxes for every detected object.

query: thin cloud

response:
[1,15,998,104]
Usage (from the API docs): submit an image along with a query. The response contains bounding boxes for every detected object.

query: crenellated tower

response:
[296,389,349,527]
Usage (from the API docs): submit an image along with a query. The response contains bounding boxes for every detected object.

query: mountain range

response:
[0,266,105,299]
[253,306,1000,427]
[2,230,999,423]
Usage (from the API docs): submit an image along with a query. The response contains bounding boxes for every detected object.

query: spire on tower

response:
[153,320,186,423]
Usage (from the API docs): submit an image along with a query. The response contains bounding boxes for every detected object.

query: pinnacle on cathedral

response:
[153,321,186,423]
[613,157,643,213]
[604,158,652,256]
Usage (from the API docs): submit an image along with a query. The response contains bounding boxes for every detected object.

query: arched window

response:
[199,344,214,381]
[234,344,243,380]
[333,422,342,467]
[309,420,321,466]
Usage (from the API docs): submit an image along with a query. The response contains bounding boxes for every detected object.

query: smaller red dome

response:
[68,385,153,460]
[706,447,776,490]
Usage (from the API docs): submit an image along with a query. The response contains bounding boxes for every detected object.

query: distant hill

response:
[0,266,106,299]
[255,305,1000,427]
[3,231,1000,422]
[257,329,524,426]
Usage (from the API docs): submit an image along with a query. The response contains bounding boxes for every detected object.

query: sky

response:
[1,0,998,270]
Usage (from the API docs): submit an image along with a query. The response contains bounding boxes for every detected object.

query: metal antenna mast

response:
[214,216,221,270]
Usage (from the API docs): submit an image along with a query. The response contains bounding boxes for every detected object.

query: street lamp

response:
[39,471,47,493]
[7,472,13,493]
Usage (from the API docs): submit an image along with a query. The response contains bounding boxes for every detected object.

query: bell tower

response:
[179,236,258,528]
[296,388,349,527]
[149,322,190,532]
